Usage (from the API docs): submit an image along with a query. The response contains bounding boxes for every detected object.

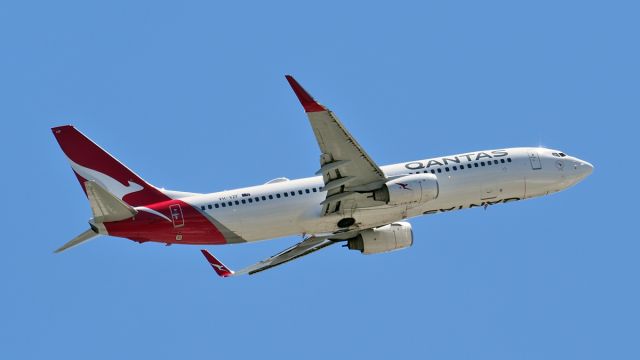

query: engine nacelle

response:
[347,222,413,255]
[373,173,439,205]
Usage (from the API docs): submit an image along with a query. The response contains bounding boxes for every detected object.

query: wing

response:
[200,231,359,277]
[285,75,387,215]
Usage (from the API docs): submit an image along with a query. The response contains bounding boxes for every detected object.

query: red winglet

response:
[200,250,234,277]
[285,75,326,113]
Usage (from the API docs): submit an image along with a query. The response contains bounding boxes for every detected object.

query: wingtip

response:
[51,125,74,134]
[200,249,234,277]
[284,75,325,113]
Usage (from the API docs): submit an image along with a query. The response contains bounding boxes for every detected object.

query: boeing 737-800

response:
[52,75,593,276]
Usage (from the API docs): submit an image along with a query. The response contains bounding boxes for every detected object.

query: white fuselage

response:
[181,147,592,243]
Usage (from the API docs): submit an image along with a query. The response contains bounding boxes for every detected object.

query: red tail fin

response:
[52,125,170,207]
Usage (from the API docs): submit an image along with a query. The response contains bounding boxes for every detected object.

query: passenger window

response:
[507,158,512,163]
[298,190,303,195]
[494,160,499,164]
[452,166,457,170]
[291,191,295,196]
[445,167,450,172]
[312,188,317,192]
[254,197,259,202]
[276,194,281,198]
[221,203,226,207]
[200,206,205,210]
[215,204,219,208]
[500,159,505,163]
[481,162,485,166]
[437,168,442,173]
[474,163,478,167]
[467,164,472,169]
[305,189,310,194]
[241,199,246,204]
[284,192,288,197]
[208,204,212,209]
[269,195,274,199]
[228,202,233,206]
[235,200,239,205]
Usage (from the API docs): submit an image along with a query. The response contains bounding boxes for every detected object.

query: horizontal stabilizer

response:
[54,228,99,253]
[85,180,137,222]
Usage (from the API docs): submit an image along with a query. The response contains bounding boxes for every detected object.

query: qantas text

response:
[405,150,509,170]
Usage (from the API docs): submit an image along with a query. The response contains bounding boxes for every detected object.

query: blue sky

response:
[1,1,638,359]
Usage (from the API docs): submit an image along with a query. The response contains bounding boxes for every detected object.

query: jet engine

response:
[347,222,413,255]
[373,173,438,205]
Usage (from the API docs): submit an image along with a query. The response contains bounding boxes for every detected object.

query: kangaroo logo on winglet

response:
[212,263,226,271]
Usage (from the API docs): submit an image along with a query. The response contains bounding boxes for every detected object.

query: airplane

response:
[52,75,593,277]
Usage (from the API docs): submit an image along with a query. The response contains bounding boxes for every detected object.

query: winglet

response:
[200,249,235,277]
[285,75,326,113]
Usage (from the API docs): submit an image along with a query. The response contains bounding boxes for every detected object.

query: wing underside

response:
[202,235,335,276]
[285,75,387,215]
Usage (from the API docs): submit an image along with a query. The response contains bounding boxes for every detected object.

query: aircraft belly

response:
[215,200,321,242]
[220,203,410,242]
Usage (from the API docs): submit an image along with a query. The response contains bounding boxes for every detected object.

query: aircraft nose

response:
[574,159,593,178]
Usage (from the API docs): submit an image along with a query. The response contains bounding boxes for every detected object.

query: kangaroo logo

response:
[69,159,143,200]
[212,263,226,271]
[397,183,411,190]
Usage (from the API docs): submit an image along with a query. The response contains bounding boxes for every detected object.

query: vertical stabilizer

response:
[52,125,170,207]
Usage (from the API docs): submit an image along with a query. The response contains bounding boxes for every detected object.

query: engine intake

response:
[373,173,438,205]
[347,222,413,255]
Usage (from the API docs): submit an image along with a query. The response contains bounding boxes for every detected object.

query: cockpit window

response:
[552,152,568,158]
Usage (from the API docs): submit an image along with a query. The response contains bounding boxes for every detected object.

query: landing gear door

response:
[529,150,542,170]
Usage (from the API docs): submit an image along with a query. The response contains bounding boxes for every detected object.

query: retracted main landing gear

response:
[337,217,356,228]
